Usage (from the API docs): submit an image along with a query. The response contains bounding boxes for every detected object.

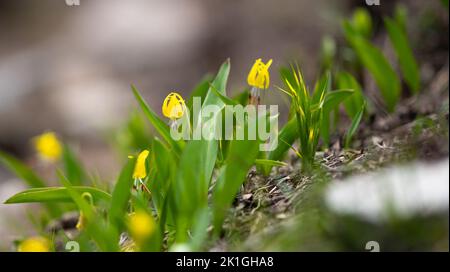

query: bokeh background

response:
[0,0,447,249]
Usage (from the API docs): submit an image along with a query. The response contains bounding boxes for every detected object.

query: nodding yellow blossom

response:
[76,212,86,230]
[247,58,273,90]
[76,192,93,231]
[133,150,150,179]
[33,132,62,162]
[162,92,185,120]
[127,210,156,244]
[18,236,51,252]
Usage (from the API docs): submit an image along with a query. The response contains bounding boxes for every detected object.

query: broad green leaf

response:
[233,89,249,106]
[150,138,176,216]
[0,150,46,188]
[343,21,401,112]
[4,186,111,204]
[201,59,230,108]
[320,89,353,146]
[173,60,230,239]
[186,75,212,113]
[336,72,366,118]
[210,83,238,106]
[322,89,354,114]
[131,85,184,154]
[267,117,298,163]
[385,17,420,93]
[108,157,135,229]
[212,113,263,233]
[345,102,366,148]
[187,75,212,125]
[189,207,210,251]
[62,145,87,186]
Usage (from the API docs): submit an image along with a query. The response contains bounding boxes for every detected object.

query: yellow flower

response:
[132,150,150,179]
[127,210,156,244]
[18,236,51,252]
[33,132,62,162]
[162,92,185,120]
[247,58,273,89]
[76,211,86,230]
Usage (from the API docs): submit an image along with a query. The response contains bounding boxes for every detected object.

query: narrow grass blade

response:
[255,159,288,167]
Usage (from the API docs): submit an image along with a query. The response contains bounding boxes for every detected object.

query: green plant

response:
[342,6,421,112]
[276,65,354,171]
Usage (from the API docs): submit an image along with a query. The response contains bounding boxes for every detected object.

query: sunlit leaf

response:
[4,186,111,204]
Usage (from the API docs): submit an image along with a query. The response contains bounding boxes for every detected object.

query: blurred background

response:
[0,0,448,248]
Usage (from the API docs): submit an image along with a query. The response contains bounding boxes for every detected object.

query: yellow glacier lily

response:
[247,58,273,90]
[18,236,51,252]
[33,132,62,162]
[132,150,150,179]
[162,92,185,120]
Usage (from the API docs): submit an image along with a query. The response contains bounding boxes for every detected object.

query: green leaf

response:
[267,117,298,163]
[187,75,212,125]
[186,75,212,113]
[59,173,119,252]
[210,83,238,106]
[173,59,230,240]
[255,159,287,167]
[4,186,111,204]
[131,85,184,154]
[0,150,63,217]
[108,158,135,229]
[322,89,354,114]
[343,21,401,112]
[201,59,230,108]
[233,89,249,106]
[62,145,87,186]
[150,138,176,216]
[345,102,366,148]
[385,17,420,93]
[0,150,46,188]
[212,113,262,233]
[336,72,366,118]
